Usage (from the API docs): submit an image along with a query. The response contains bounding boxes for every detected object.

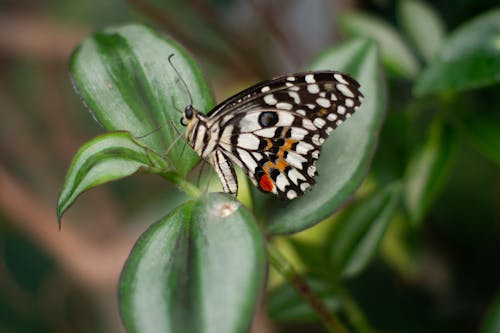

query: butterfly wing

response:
[211,71,364,199]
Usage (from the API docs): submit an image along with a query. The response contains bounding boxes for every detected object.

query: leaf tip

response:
[56,204,64,231]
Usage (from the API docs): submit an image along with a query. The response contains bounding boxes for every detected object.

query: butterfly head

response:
[180,104,210,153]
[180,105,194,126]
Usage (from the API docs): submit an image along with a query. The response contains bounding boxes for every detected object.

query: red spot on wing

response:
[259,174,274,192]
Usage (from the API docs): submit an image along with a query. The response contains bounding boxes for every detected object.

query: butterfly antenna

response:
[168,54,194,107]
[135,124,167,139]
[170,96,183,114]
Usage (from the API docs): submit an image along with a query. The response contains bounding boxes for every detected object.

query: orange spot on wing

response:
[276,158,288,171]
[259,174,274,192]
[318,108,328,116]
[283,138,297,150]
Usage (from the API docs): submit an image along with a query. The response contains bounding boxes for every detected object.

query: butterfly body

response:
[181,71,363,200]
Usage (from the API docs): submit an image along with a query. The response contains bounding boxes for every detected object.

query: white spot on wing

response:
[238,113,261,132]
[276,102,293,110]
[300,182,311,191]
[252,152,262,160]
[338,106,346,115]
[307,165,316,177]
[327,113,338,121]
[237,148,258,172]
[255,127,276,138]
[337,83,354,98]
[288,91,301,103]
[305,74,315,83]
[237,133,260,149]
[264,94,277,105]
[277,112,294,126]
[334,73,349,84]
[288,168,306,185]
[313,118,326,128]
[345,98,354,107]
[287,190,298,199]
[316,97,331,108]
[276,173,289,191]
[286,151,307,170]
[312,134,321,145]
[307,84,319,94]
[302,118,316,130]
[261,86,270,92]
[297,109,306,116]
[290,127,308,140]
[296,141,314,155]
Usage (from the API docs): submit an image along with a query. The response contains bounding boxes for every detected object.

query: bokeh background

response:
[0,0,499,332]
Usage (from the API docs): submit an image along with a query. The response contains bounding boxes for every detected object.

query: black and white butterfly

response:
[179,67,363,200]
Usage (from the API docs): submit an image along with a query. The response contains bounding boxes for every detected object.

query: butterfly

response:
[178,66,363,200]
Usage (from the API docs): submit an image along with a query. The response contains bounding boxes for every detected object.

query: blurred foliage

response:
[1,0,499,333]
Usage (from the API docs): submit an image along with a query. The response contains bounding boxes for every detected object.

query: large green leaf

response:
[119,193,266,333]
[70,24,214,175]
[404,118,457,225]
[329,182,402,278]
[339,13,420,78]
[57,132,169,224]
[265,39,385,234]
[398,0,446,63]
[415,8,500,95]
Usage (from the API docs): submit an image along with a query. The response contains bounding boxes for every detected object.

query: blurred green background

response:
[0,0,499,332]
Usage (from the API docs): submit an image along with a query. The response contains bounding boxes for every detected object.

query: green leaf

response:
[70,23,214,175]
[265,39,385,234]
[329,182,402,278]
[119,193,266,333]
[267,278,341,321]
[398,0,446,62]
[339,13,420,78]
[415,8,500,95]
[458,111,500,166]
[480,293,500,333]
[404,118,457,225]
[57,132,169,224]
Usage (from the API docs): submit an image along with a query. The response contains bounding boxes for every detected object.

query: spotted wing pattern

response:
[210,71,363,200]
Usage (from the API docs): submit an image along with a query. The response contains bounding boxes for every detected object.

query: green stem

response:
[160,172,201,198]
[267,243,350,333]
[341,289,374,333]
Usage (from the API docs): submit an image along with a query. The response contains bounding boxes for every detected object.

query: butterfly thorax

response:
[183,106,219,159]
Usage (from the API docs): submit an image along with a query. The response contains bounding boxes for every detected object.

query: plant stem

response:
[341,289,374,333]
[267,243,350,333]
[160,172,201,198]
